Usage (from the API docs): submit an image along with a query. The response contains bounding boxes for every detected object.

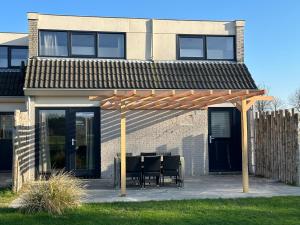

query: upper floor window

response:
[206,36,234,60]
[39,30,126,59]
[71,32,96,56]
[39,31,68,56]
[178,36,204,59]
[178,35,235,60]
[0,46,28,68]
[0,47,8,68]
[11,48,29,67]
[98,33,125,58]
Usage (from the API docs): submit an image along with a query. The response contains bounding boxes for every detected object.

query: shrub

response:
[20,171,86,215]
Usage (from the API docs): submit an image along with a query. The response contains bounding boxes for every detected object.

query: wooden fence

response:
[254,110,300,185]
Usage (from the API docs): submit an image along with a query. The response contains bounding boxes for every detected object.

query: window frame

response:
[206,35,236,61]
[97,32,126,59]
[70,32,97,58]
[0,45,28,68]
[38,30,69,57]
[177,34,206,60]
[177,34,236,61]
[38,29,126,59]
[0,46,8,68]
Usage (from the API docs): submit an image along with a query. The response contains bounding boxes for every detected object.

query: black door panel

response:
[208,108,241,172]
[68,108,100,177]
[36,108,100,178]
[0,113,14,171]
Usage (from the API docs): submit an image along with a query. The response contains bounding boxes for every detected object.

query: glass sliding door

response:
[69,108,100,177]
[39,110,66,174]
[75,112,95,171]
[37,108,100,178]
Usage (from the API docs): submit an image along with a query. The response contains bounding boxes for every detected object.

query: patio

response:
[82,175,300,203]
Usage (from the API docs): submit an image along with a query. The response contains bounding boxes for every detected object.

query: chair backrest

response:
[162,155,180,171]
[117,152,132,157]
[141,152,157,156]
[143,156,161,172]
[126,156,141,172]
[161,152,171,156]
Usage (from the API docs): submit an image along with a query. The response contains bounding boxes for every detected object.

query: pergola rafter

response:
[89,88,273,196]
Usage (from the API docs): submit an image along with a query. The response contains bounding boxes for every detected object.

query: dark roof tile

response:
[0,70,24,96]
[25,58,257,90]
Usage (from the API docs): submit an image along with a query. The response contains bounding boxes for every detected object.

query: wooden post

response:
[120,103,127,197]
[241,99,249,193]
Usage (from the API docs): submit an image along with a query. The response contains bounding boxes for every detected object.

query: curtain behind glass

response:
[40,31,68,56]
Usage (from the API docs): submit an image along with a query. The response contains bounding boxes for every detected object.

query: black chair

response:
[126,156,142,187]
[117,152,133,157]
[161,152,171,156]
[162,155,180,186]
[141,152,157,156]
[143,156,161,187]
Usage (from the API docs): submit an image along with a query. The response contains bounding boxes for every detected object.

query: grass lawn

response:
[0,188,16,208]
[0,195,299,225]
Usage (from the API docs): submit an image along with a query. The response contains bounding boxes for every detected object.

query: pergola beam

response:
[91,89,272,196]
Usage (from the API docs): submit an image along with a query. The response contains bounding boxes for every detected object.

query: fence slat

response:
[254,110,299,185]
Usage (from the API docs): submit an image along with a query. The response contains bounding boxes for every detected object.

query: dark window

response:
[0,47,8,68]
[39,31,68,56]
[0,46,28,68]
[71,33,96,56]
[11,48,28,67]
[206,36,234,60]
[98,33,125,58]
[0,114,13,140]
[178,35,235,60]
[39,110,66,172]
[178,36,204,59]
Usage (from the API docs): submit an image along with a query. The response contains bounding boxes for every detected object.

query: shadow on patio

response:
[82,175,300,203]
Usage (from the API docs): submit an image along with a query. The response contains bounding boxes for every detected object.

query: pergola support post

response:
[241,99,249,193]
[120,103,127,197]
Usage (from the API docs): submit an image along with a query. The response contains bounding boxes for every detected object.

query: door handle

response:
[72,138,76,146]
[209,135,215,144]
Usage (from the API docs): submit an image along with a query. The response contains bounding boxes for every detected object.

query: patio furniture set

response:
[114,153,185,188]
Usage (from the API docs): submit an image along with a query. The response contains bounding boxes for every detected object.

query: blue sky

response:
[1,0,299,102]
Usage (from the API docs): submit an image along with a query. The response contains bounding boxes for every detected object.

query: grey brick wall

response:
[28,19,38,58]
[100,110,208,178]
[235,21,245,63]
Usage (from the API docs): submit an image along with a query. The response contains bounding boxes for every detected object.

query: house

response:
[0,32,28,173]
[0,13,270,194]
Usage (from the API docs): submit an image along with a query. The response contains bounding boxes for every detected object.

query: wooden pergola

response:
[90,89,273,196]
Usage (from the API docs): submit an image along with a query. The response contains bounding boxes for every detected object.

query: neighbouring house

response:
[0,32,28,173]
[0,12,271,193]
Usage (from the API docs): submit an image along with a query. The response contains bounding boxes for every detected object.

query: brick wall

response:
[101,109,208,178]
[28,19,38,58]
[13,110,36,192]
[235,21,245,63]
